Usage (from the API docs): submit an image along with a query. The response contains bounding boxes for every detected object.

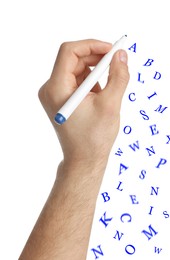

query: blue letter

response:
[101,192,110,203]
[154,247,162,254]
[119,163,129,175]
[115,148,123,156]
[123,125,132,134]
[149,124,159,135]
[148,206,154,215]
[156,158,167,168]
[155,105,168,113]
[166,135,170,144]
[125,245,136,255]
[146,146,156,156]
[141,224,158,240]
[130,195,139,204]
[140,110,149,120]
[91,245,104,259]
[151,186,159,196]
[163,211,169,218]
[99,212,113,228]
[129,141,140,152]
[153,71,161,80]
[117,181,123,191]
[113,230,124,241]
[128,43,136,53]
[120,213,132,223]
[143,58,154,66]
[138,72,144,83]
[129,92,136,102]
[148,92,157,100]
[139,170,147,180]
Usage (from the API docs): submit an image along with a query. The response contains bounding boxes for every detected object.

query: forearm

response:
[19,158,107,260]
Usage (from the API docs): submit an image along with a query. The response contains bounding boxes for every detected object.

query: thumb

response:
[100,50,130,115]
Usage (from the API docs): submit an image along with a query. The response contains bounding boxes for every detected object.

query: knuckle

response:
[59,41,72,54]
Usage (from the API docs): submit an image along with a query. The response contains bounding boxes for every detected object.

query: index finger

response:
[51,39,112,77]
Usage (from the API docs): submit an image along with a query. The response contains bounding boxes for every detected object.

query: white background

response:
[0,0,170,259]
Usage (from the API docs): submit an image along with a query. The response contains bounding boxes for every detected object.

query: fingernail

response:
[119,50,128,64]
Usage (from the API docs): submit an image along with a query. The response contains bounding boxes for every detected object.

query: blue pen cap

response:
[54,113,66,125]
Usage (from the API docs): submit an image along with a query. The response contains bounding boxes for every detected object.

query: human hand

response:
[38,39,129,166]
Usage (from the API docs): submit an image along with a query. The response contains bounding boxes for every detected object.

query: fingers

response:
[76,66,101,92]
[51,39,112,78]
[99,49,130,116]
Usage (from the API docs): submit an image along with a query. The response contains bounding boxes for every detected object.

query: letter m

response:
[141,224,158,240]
[91,245,104,259]
[155,105,168,113]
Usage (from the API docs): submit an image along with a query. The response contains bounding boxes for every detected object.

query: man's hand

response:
[19,39,129,260]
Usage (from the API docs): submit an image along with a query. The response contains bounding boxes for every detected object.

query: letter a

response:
[128,43,136,53]
[119,163,129,175]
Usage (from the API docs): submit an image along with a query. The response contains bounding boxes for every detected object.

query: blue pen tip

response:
[54,113,66,125]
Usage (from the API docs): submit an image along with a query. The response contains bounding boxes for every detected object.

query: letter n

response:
[113,230,124,241]
[91,245,104,259]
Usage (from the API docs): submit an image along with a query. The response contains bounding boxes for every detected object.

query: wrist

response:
[55,157,108,198]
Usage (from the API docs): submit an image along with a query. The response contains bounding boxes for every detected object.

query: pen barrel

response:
[56,35,127,121]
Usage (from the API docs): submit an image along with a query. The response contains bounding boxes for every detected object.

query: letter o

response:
[125,244,136,255]
[123,126,132,134]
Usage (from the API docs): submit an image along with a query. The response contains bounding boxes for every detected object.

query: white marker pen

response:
[54,35,127,125]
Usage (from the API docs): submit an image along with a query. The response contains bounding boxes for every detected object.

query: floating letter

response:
[130,195,139,204]
[123,125,132,134]
[146,146,156,156]
[149,124,159,135]
[156,158,167,168]
[119,163,129,175]
[129,92,136,102]
[139,170,147,180]
[153,71,161,80]
[140,110,149,120]
[101,192,110,203]
[91,245,104,259]
[120,213,132,223]
[128,43,136,53]
[113,230,124,241]
[99,212,113,228]
[155,105,168,113]
[142,224,158,240]
[147,92,157,100]
[138,72,144,83]
[125,244,136,255]
[143,58,154,66]
[129,141,140,152]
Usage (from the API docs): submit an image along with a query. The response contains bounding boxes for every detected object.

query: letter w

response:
[129,140,140,152]
[115,148,123,156]
[154,247,162,254]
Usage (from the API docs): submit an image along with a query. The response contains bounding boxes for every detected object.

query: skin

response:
[19,39,130,260]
